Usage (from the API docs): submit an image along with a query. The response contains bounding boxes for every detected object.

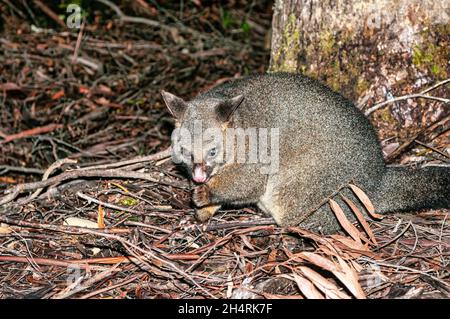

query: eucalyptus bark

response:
[269,0,449,109]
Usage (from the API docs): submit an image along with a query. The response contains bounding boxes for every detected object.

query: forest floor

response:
[0,1,448,299]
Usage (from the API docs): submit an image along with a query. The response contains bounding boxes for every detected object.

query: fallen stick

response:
[78,147,172,170]
[0,123,63,144]
[205,217,276,231]
[0,255,120,271]
[96,0,163,29]
[0,148,183,205]
[32,0,67,29]
[0,168,186,205]
[0,215,216,298]
[18,158,77,205]
[365,78,450,116]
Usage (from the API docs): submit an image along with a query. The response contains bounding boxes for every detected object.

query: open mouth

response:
[192,165,210,184]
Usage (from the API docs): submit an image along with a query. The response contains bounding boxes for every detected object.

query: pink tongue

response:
[193,166,207,183]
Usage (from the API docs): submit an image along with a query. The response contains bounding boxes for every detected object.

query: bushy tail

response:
[373,165,450,214]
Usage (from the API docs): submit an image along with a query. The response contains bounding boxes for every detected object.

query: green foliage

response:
[120,197,139,206]
[220,9,234,29]
[220,8,251,36]
[240,19,251,34]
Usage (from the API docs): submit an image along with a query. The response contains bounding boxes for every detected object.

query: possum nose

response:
[193,165,208,183]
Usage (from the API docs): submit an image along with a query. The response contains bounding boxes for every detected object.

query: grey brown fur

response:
[162,73,450,234]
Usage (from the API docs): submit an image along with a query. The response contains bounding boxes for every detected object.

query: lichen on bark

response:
[269,0,449,107]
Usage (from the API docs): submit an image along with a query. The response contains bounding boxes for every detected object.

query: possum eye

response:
[207,147,217,158]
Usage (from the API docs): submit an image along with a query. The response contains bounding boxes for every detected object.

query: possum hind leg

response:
[258,164,352,234]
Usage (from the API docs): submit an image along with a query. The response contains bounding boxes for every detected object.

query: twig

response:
[78,148,171,170]
[72,57,103,73]
[71,17,86,64]
[0,255,117,271]
[7,170,182,203]
[385,115,450,162]
[0,165,44,175]
[78,273,145,299]
[18,158,77,205]
[123,221,172,233]
[365,78,450,116]
[0,168,186,205]
[95,0,166,29]
[2,0,26,18]
[186,226,274,272]
[0,123,63,144]
[205,217,276,231]
[32,0,67,29]
[53,263,122,299]
[374,221,412,251]
[76,191,148,215]
[0,215,130,234]
[420,78,450,94]
[359,257,450,288]
[414,140,450,159]
[0,215,217,298]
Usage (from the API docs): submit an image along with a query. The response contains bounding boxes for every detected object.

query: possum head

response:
[161,90,244,183]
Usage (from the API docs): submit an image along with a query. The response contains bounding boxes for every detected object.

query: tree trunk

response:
[269,0,449,118]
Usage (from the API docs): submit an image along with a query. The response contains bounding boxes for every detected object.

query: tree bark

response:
[269,0,449,114]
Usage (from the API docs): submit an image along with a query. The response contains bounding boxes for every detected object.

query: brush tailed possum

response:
[161,73,449,233]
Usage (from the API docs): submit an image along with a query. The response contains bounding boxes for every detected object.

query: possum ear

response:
[215,95,244,123]
[161,91,187,119]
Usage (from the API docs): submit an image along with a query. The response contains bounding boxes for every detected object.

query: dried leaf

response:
[350,260,363,272]
[349,184,383,219]
[0,225,12,234]
[341,195,378,245]
[63,217,98,228]
[91,247,101,256]
[298,252,365,299]
[297,252,338,272]
[95,97,110,105]
[97,84,112,95]
[263,249,278,271]
[290,273,325,299]
[329,199,362,244]
[98,205,106,229]
[226,274,233,298]
[79,85,90,94]
[287,227,342,255]
[240,235,255,250]
[1,123,63,144]
[0,177,16,183]
[51,89,65,100]
[330,234,373,256]
[298,266,350,299]
[335,255,366,299]
[0,82,21,91]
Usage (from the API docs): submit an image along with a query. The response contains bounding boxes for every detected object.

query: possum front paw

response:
[192,185,210,207]
[195,205,221,222]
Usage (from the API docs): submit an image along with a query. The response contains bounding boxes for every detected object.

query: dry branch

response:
[0,123,63,144]
[96,0,164,29]
[365,78,450,116]
[32,0,67,29]
[0,149,181,205]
